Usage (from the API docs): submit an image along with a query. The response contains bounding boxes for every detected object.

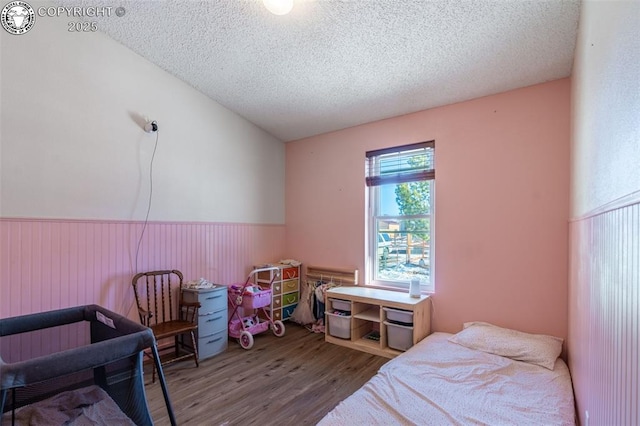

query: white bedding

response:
[319,332,575,426]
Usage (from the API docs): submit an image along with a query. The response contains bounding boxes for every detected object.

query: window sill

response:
[362,282,434,297]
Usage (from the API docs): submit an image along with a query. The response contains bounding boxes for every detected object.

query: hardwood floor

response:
[145,323,389,425]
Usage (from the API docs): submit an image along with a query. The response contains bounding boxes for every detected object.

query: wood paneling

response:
[145,323,387,425]
[569,195,639,426]
[0,218,285,320]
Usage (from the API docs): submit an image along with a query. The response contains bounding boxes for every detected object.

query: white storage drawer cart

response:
[182,286,228,360]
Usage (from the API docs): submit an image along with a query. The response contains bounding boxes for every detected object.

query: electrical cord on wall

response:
[134,129,159,275]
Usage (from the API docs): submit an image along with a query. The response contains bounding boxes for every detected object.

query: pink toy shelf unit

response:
[226,267,286,349]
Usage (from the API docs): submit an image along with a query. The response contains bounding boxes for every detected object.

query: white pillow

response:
[448,321,563,370]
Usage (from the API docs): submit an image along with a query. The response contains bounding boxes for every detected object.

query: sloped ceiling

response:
[57,0,581,141]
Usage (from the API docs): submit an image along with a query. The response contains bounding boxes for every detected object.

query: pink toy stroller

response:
[227,266,286,349]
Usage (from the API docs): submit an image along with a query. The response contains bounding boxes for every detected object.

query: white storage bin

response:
[384,320,414,351]
[383,307,414,324]
[326,311,351,339]
[329,298,351,312]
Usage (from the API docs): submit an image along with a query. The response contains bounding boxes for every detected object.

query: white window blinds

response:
[365,140,435,187]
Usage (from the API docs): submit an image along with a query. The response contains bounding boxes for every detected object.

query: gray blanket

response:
[3,385,135,426]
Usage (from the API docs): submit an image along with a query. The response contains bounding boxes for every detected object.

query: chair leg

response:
[190,331,199,367]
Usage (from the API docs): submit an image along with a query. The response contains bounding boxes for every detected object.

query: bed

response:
[319,323,576,425]
[0,304,176,426]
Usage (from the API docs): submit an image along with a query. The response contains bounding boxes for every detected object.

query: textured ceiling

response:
[56,0,581,141]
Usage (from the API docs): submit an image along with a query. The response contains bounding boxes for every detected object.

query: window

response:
[366,141,435,291]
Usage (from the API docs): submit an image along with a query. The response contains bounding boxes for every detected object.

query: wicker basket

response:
[229,286,272,309]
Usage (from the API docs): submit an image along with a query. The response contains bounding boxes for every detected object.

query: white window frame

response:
[365,141,435,292]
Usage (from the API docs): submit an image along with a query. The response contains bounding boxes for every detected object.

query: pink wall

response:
[0,218,285,320]
[286,79,570,339]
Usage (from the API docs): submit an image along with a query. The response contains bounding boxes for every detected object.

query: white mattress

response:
[319,332,576,426]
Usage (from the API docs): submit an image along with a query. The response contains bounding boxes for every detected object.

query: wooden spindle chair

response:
[132,270,200,382]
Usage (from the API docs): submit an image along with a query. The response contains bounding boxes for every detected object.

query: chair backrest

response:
[132,270,185,327]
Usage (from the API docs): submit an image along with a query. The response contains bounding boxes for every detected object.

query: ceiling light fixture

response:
[263,0,293,15]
